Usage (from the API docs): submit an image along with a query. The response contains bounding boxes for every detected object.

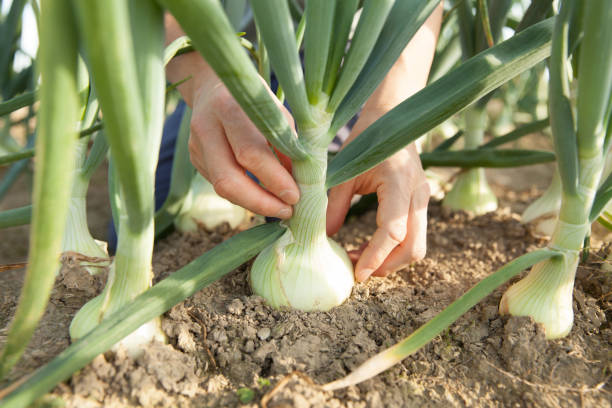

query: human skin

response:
[165,5,443,282]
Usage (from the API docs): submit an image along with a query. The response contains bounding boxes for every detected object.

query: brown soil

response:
[0,161,111,265]
[1,188,610,407]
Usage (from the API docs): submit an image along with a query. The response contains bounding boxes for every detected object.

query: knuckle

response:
[369,252,387,268]
[211,176,236,199]
[413,181,431,209]
[215,92,239,117]
[383,221,407,245]
[234,144,263,169]
[188,150,199,170]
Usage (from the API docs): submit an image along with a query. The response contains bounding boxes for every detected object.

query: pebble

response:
[211,328,228,343]
[227,298,244,315]
[244,325,257,339]
[481,305,499,321]
[257,327,271,341]
[244,340,255,353]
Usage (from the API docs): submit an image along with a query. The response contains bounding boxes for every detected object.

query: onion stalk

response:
[521,170,562,237]
[250,114,354,310]
[522,134,612,237]
[68,0,167,355]
[500,0,612,339]
[69,194,166,354]
[60,136,110,275]
[441,0,516,215]
[58,63,110,274]
[442,106,498,214]
[0,0,80,379]
[323,249,561,390]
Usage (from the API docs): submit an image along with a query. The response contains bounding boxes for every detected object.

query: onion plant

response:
[523,147,612,237]
[521,169,562,236]
[325,1,611,390]
[0,0,80,379]
[57,80,110,274]
[61,135,109,274]
[501,0,612,339]
[442,0,513,214]
[1,0,561,405]
[67,0,167,355]
[0,0,37,202]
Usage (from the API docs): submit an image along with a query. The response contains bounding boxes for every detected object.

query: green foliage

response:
[236,387,255,404]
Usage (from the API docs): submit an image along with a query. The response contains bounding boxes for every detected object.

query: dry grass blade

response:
[261,371,320,408]
[187,308,218,371]
[0,263,27,272]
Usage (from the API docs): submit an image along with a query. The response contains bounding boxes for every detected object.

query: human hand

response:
[324,2,442,281]
[326,112,430,282]
[186,72,300,220]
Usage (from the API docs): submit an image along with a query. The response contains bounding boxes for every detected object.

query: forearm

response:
[359,4,443,125]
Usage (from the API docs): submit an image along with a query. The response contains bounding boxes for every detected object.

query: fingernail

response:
[276,207,292,219]
[279,189,299,205]
[356,268,373,282]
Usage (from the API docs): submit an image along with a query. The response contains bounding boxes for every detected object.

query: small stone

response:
[481,305,499,321]
[227,298,244,315]
[211,328,228,343]
[244,340,255,353]
[253,342,275,362]
[257,327,271,341]
[244,325,258,339]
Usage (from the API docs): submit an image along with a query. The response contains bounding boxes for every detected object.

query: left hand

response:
[325,2,442,282]
[326,111,430,283]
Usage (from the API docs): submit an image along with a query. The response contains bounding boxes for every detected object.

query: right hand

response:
[187,73,300,219]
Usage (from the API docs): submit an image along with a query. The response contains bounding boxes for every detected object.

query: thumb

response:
[326,181,354,236]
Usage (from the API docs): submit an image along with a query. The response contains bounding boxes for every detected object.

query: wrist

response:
[166,50,219,107]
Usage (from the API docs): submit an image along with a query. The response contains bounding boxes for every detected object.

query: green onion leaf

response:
[329,0,441,136]
[323,249,562,390]
[326,0,394,112]
[327,18,554,188]
[421,148,555,169]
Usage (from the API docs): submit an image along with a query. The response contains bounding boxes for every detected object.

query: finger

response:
[354,184,412,282]
[192,117,294,219]
[326,181,355,236]
[223,115,300,206]
[347,242,368,264]
[188,111,215,177]
[373,182,430,277]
